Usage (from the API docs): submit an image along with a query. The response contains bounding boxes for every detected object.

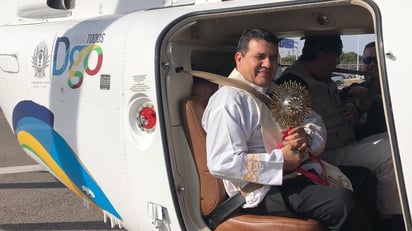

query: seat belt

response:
[206,192,245,229]
[207,182,264,229]
[184,70,272,106]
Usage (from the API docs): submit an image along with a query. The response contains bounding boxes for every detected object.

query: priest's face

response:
[235,38,278,88]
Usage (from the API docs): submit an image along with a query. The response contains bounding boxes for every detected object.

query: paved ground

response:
[0,109,122,231]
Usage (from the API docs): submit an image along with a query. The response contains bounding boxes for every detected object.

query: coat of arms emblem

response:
[31,41,49,78]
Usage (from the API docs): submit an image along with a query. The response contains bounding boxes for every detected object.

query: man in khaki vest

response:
[277,35,403,231]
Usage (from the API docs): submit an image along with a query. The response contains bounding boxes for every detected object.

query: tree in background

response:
[340,51,359,64]
[281,51,363,71]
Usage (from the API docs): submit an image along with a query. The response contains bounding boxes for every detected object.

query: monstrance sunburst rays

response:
[269,81,312,128]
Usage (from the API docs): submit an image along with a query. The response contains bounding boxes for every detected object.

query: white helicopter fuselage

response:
[0,2,184,229]
[0,0,411,230]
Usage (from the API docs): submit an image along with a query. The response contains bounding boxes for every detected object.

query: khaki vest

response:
[281,61,355,150]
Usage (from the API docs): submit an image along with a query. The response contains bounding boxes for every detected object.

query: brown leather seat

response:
[181,80,325,231]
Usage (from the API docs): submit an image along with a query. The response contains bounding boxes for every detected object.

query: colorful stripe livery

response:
[12,100,121,220]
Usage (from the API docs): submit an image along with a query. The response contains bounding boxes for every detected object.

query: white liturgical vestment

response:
[202,68,326,208]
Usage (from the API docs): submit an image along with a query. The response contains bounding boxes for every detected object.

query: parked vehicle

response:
[332,73,345,85]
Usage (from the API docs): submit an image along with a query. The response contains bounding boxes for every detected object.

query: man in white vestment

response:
[202,28,371,230]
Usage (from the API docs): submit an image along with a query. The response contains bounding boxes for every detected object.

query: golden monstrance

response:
[269,81,312,128]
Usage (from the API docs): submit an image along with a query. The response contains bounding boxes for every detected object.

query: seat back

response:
[181,80,226,216]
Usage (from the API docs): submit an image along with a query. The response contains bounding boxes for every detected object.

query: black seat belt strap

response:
[207,192,245,229]
[207,182,263,228]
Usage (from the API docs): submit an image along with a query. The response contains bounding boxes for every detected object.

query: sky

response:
[280,34,375,57]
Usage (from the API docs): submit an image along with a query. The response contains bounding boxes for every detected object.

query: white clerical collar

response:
[229,68,271,94]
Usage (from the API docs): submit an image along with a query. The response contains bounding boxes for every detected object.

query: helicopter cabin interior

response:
[158,1,389,230]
